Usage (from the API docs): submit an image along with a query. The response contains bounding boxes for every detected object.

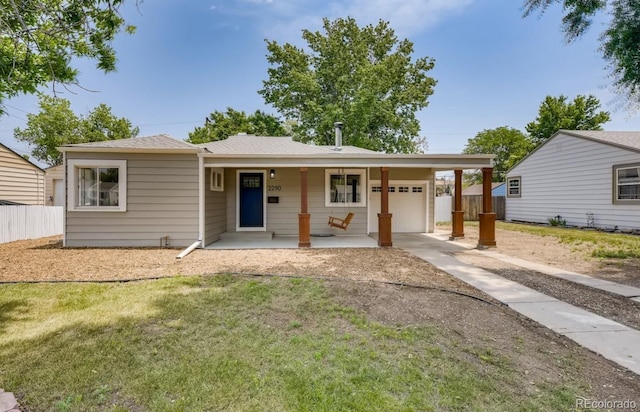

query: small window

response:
[507,176,521,198]
[68,159,127,211]
[412,186,423,193]
[372,186,382,193]
[325,169,366,207]
[614,164,640,204]
[399,186,409,193]
[388,186,395,193]
[210,168,224,192]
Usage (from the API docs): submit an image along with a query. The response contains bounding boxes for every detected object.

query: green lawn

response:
[1,275,585,411]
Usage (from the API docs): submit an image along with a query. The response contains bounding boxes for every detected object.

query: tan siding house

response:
[59,133,496,248]
[0,143,45,205]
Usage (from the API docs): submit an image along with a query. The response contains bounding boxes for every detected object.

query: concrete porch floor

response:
[204,234,379,249]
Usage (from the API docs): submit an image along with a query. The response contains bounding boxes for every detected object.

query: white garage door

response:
[369,182,428,233]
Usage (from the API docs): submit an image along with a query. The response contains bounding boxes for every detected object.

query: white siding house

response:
[506,130,640,230]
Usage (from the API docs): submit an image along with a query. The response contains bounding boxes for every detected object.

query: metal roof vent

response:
[334,122,343,151]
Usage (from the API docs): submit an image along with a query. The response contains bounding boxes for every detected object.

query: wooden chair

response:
[328,212,354,230]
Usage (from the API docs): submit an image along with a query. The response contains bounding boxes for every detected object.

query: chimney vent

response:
[334,122,343,151]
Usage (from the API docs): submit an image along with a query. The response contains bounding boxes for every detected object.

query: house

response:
[58,132,496,248]
[505,130,640,230]
[45,165,64,206]
[0,143,45,205]
[461,182,505,196]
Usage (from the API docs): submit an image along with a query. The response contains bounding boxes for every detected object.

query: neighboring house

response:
[506,130,640,230]
[461,182,505,196]
[58,133,495,248]
[0,143,45,205]
[45,165,64,206]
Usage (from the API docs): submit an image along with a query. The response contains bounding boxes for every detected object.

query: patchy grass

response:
[1,275,592,411]
[471,221,640,260]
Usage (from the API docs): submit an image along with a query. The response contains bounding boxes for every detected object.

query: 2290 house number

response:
[268,185,282,191]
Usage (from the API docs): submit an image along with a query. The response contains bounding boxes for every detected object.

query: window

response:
[68,159,127,211]
[372,186,382,193]
[614,164,640,204]
[506,176,521,198]
[210,168,224,191]
[399,186,409,193]
[412,186,423,193]
[325,169,366,207]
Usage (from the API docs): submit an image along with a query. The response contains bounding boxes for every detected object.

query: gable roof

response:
[0,142,45,173]
[197,134,377,155]
[507,130,640,175]
[59,134,202,153]
[559,130,640,152]
[56,133,495,169]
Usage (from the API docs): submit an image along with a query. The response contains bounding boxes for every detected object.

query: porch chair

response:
[328,212,354,230]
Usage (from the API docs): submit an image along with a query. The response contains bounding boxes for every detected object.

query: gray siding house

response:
[506,130,640,230]
[59,134,495,248]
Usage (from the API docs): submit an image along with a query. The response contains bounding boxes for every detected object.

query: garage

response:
[369,181,428,233]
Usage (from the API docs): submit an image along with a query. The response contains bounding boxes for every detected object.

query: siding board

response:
[0,145,45,205]
[506,133,640,229]
[65,152,199,247]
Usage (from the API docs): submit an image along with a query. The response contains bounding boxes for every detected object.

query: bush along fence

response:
[0,206,63,244]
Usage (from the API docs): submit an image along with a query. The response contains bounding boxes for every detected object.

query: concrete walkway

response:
[0,389,19,412]
[394,233,640,376]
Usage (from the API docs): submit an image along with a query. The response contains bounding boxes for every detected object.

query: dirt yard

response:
[1,231,640,402]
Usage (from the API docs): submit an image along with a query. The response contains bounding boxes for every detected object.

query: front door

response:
[239,172,264,229]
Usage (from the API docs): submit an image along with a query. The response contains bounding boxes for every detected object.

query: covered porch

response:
[197,144,497,249]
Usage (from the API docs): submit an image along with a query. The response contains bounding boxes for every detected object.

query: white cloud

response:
[256,0,474,43]
[342,0,474,35]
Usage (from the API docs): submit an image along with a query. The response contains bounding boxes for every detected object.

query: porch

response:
[204,232,379,249]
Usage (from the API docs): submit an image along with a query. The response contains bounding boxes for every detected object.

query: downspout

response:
[62,151,67,247]
[177,154,205,259]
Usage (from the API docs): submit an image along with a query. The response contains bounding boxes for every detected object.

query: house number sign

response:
[268,185,282,191]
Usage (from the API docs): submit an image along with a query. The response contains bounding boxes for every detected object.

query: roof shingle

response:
[197,135,377,155]
[61,134,199,150]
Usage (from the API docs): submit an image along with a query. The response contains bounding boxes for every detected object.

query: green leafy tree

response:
[462,127,533,185]
[187,108,289,144]
[0,0,136,113]
[14,94,138,165]
[523,1,640,104]
[525,94,610,145]
[259,17,436,153]
[81,103,139,143]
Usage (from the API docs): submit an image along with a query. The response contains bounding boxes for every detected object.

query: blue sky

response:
[2,0,639,166]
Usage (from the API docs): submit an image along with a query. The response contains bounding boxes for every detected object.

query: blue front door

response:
[239,172,264,228]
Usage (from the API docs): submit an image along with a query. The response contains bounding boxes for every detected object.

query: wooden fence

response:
[0,206,63,244]
[435,196,506,222]
[461,195,505,221]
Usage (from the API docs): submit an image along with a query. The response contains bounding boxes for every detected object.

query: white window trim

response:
[67,159,127,212]
[506,176,521,198]
[325,168,367,208]
[613,163,640,204]
[210,168,224,192]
